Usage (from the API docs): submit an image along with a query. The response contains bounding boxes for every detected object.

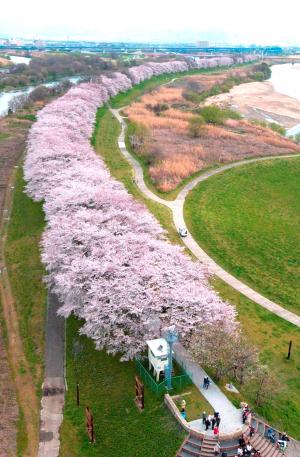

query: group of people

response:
[203,376,211,389]
[237,435,254,457]
[267,428,290,450]
[202,411,221,434]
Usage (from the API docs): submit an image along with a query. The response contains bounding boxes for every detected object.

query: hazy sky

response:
[1,0,299,45]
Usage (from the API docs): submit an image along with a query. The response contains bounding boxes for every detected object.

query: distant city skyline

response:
[1,0,300,46]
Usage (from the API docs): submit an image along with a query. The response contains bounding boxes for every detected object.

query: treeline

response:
[0,53,117,90]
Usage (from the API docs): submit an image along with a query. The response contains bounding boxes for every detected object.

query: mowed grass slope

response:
[185,158,300,314]
[60,317,185,457]
[214,278,300,439]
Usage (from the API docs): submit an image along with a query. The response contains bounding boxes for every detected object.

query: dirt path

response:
[0,166,39,457]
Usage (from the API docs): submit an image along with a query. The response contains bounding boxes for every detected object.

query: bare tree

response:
[8,93,29,113]
[189,322,258,383]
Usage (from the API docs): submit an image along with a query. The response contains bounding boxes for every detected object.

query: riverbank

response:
[204,80,300,130]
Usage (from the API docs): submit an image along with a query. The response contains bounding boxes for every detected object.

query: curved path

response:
[111,107,300,328]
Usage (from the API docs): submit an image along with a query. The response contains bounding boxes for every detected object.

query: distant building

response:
[196,41,210,48]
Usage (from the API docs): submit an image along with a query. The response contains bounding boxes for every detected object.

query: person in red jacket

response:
[213,425,219,437]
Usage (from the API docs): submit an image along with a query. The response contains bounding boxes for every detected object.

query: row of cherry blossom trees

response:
[24,59,252,359]
[127,54,256,84]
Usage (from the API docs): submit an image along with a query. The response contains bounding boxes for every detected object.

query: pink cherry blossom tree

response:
[24,61,245,360]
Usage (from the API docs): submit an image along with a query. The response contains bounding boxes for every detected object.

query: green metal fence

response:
[135,359,192,395]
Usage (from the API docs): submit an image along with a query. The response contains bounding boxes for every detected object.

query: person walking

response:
[211,416,216,430]
[213,425,219,437]
[216,415,221,427]
[214,443,220,457]
[202,411,207,425]
[205,417,211,431]
[206,377,211,390]
[249,425,255,437]
[203,376,208,388]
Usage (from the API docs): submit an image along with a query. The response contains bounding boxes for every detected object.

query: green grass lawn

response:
[60,316,185,457]
[173,386,214,422]
[213,277,300,439]
[5,167,47,387]
[185,158,300,314]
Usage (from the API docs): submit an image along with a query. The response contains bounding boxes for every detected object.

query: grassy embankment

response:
[183,159,300,436]
[60,317,186,457]
[5,167,47,455]
[184,159,300,314]
[5,167,46,382]
[88,101,300,438]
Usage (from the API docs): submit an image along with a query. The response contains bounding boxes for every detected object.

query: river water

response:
[8,55,31,65]
[0,76,81,117]
[269,63,300,136]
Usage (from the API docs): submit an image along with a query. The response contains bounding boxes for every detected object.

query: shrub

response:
[189,115,205,137]
[268,123,286,136]
[199,105,240,125]
[128,122,151,154]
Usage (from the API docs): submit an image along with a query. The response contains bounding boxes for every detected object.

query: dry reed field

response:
[125,70,300,191]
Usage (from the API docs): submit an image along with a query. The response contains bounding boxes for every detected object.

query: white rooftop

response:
[146,338,168,357]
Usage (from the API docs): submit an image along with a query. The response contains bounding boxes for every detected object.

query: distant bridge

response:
[0,43,285,55]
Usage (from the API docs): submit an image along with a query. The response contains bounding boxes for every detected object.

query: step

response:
[251,435,265,448]
[188,435,202,447]
[178,450,199,457]
[182,443,201,456]
[200,448,214,457]
[187,439,202,450]
[201,441,216,449]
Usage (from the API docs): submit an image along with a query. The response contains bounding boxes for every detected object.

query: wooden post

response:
[85,406,95,443]
[287,340,292,360]
[76,382,80,406]
[135,376,144,411]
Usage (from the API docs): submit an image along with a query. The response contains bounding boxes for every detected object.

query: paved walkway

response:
[111,107,300,328]
[38,290,65,457]
[174,344,243,434]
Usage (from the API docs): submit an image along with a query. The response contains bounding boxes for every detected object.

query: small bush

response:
[268,123,286,136]
[189,115,205,137]
[200,105,241,125]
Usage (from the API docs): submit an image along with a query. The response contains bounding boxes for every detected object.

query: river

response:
[8,55,31,65]
[0,76,82,117]
[270,63,300,136]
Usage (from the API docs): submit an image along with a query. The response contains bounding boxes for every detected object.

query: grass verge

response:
[5,167,47,389]
[184,158,300,314]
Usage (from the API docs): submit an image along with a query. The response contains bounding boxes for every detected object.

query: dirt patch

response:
[204,81,300,128]
[0,328,18,457]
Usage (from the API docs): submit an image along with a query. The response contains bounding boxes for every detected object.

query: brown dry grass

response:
[126,72,300,191]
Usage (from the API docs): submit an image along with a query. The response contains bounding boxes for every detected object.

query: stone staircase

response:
[177,433,202,457]
[250,433,282,457]
[200,436,218,457]
[177,434,240,457]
